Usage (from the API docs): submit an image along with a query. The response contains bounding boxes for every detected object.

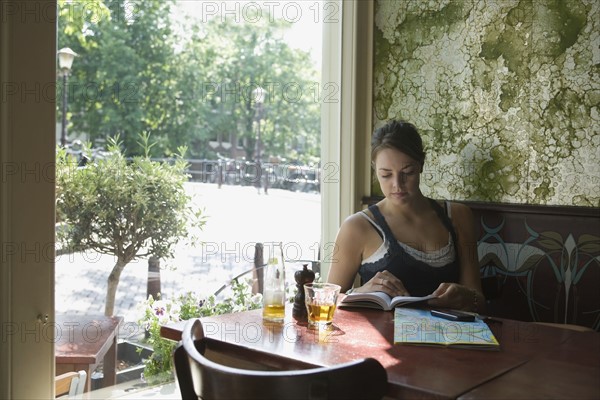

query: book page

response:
[341,292,392,309]
[390,294,437,308]
[340,292,436,311]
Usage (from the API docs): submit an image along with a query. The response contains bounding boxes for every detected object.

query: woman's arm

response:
[327,213,410,296]
[454,202,483,293]
[326,214,365,292]
[429,202,485,312]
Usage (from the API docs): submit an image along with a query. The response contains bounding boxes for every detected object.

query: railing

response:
[185,158,321,193]
[67,150,322,193]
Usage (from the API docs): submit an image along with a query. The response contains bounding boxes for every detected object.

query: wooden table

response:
[55,314,123,392]
[161,306,599,399]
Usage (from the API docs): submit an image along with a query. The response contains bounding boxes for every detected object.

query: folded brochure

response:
[394,308,500,349]
[339,291,436,311]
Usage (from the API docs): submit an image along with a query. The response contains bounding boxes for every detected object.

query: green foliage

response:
[138,279,262,383]
[58,0,321,161]
[59,0,179,155]
[56,134,206,315]
[58,0,111,47]
[178,15,321,160]
[56,135,204,260]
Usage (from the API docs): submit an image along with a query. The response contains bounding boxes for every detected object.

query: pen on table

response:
[465,311,503,324]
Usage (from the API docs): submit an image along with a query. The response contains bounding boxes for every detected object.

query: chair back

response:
[55,370,86,398]
[174,319,388,400]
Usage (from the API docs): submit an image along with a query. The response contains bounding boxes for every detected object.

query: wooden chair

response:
[173,319,388,400]
[55,370,86,398]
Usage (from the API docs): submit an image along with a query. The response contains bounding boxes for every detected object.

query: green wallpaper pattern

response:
[373,0,599,206]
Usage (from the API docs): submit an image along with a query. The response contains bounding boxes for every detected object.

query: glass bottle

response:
[262,242,286,323]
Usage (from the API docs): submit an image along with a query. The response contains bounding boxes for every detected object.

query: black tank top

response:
[358,199,460,296]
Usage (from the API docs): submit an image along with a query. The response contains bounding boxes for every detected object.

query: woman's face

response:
[374,148,422,203]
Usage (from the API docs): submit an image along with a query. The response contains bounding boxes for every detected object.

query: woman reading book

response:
[327,120,484,312]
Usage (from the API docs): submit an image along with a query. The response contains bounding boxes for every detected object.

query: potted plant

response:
[138,279,262,384]
[56,133,206,316]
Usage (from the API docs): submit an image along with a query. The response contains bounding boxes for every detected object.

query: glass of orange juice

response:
[304,283,341,330]
[262,243,286,323]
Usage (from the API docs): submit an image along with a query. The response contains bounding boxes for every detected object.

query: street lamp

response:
[253,86,267,194]
[57,47,77,147]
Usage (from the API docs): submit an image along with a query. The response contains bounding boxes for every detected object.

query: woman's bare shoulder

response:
[342,210,371,227]
[447,202,476,236]
[339,211,374,237]
[449,202,474,220]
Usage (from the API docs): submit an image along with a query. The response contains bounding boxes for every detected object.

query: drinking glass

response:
[304,283,341,329]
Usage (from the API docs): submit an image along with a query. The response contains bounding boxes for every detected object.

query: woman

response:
[327,120,484,312]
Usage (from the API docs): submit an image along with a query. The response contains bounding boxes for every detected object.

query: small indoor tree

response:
[56,134,205,316]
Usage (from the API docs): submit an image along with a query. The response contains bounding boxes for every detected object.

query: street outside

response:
[55,182,321,330]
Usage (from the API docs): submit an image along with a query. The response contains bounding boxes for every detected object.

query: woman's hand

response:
[356,270,410,297]
[428,282,478,311]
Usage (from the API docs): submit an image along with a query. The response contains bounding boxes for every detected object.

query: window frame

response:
[320,0,373,279]
[0,1,57,396]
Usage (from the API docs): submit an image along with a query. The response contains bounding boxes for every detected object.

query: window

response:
[0,1,373,397]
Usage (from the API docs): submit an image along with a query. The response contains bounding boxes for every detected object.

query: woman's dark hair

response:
[371,120,426,167]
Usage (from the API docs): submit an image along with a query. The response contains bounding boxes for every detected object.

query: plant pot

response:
[117,340,153,383]
[90,340,153,390]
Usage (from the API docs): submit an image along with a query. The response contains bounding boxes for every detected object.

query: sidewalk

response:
[55,182,321,330]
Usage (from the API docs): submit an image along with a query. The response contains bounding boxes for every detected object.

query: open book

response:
[339,292,437,311]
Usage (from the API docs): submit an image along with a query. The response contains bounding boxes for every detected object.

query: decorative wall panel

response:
[470,202,600,331]
[373,0,599,206]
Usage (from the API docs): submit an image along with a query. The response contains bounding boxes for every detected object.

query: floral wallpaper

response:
[373,0,599,206]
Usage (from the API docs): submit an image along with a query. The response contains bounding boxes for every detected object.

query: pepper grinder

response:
[292,264,315,321]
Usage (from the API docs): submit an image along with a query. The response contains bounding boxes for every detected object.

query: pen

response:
[455,311,503,324]
[463,311,503,324]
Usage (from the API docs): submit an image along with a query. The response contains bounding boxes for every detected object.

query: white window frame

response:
[320,0,373,279]
[0,0,57,397]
